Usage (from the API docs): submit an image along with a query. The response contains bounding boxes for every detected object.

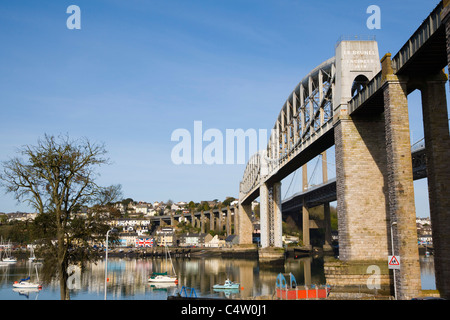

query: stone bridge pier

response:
[238,0,450,299]
[259,182,283,248]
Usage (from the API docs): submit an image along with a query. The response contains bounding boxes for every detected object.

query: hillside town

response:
[0,197,262,249]
[0,198,434,250]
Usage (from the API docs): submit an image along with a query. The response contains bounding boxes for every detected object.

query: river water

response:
[0,255,436,300]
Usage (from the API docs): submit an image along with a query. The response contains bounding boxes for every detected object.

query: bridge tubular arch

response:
[239,57,338,248]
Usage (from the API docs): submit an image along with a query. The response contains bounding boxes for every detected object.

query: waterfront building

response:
[225,235,239,247]
[178,233,212,247]
[154,227,176,246]
[118,232,138,247]
[204,235,226,248]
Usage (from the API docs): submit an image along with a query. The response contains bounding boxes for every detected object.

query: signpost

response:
[390,222,399,300]
[388,255,401,270]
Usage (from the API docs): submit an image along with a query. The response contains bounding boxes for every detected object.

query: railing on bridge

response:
[349,1,445,115]
[392,2,443,74]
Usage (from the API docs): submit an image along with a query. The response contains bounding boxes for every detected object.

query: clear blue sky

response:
[0,0,445,217]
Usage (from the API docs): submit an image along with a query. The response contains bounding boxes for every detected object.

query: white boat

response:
[2,240,16,263]
[148,246,178,283]
[13,277,42,289]
[213,279,240,290]
[148,273,178,283]
[2,257,17,263]
[13,263,42,289]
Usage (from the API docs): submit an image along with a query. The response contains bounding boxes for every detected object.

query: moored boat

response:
[276,273,330,300]
[148,246,178,283]
[13,263,42,289]
[148,272,178,283]
[13,265,42,290]
[13,277,42,289]
[213,279,240,290]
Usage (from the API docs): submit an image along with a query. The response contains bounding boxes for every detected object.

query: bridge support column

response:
[226,206,232,236]
[334,113,389,261]
[260,182,283,248]
[210,213,215,232]
[272,182,283,248]
[260,183,270,248]
[421,72,450,299]
[301,165,311,249]
[190,212,196,229]
[323,203,333,251]
[302,201,310,249]
[218,210,223,233]
[238,202,253,245]
[443,0,450,76]
[383,64,421,299]
[200,211,206,234]
[170,213,177,227]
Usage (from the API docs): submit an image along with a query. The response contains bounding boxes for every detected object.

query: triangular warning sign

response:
[389,256,400,266]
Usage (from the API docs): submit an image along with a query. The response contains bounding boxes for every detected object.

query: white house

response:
[119,232,138,247]
[135,203,152,215]
[205,235,226,248]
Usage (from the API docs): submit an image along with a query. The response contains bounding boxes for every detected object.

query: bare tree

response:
[0,134,122,300]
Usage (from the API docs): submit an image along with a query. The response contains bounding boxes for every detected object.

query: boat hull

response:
[148,276,178,283]
[213,285,240,290]
[276,287,330,300]
[13,282,42,289]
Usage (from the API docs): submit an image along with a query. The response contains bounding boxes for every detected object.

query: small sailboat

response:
[2,240,17,263]
[13,263,42,289]
[148,272,178,283]
[213,279,240,290]
[28,246,36,262]
[148,246,178,283]
[0,241,9,267]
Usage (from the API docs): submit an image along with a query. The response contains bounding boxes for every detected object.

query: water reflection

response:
[96,256,328,299]
[420,256,436,290]
[0,254,436,300]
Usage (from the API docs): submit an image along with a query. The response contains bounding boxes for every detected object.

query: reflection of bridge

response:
[238,1,450,300]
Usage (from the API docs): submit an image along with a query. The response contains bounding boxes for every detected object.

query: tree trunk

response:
[57,226,69,300]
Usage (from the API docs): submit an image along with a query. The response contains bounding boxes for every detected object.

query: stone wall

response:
[334,113,389,261]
